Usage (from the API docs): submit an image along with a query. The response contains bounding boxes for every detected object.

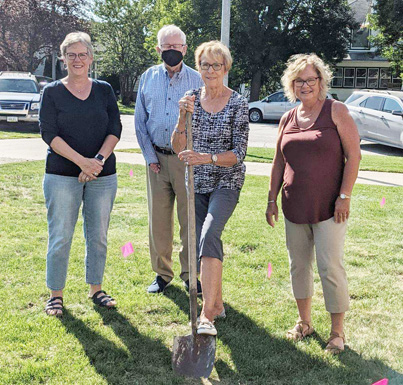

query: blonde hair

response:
[157,25,186,46]
[60,32,94,58]
[281,53,332,102]
[195,41,233,72]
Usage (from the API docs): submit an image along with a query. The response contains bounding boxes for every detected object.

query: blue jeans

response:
[43,173,117,290]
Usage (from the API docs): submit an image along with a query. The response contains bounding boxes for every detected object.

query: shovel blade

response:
[172,334,216,378]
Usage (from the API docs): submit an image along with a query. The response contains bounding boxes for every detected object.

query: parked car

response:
[0,71,41,127]
[248,90,333,122]
[345,90,403,150]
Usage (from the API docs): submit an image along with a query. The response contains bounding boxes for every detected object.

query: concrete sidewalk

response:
[0,138,402,187]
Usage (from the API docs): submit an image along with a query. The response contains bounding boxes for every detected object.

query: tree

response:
[0,0,88,72]
[369,0,403,81]
[92,0,154,105]
[230,0,356,101]
[153,0,356,101]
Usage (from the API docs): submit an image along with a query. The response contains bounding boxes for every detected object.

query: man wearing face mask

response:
[135,25,203,294]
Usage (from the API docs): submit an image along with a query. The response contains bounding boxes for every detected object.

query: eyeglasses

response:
[160,44,186,49]
[294,77,320,87]
[200,62,224,71]
[65,52,89,61]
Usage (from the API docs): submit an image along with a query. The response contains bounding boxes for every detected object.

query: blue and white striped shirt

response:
[135,63,203,165]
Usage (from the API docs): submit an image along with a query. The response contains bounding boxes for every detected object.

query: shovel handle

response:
[185,111,198,335]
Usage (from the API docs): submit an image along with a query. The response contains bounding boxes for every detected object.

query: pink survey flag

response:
[267,263,272,278]
[380,197,386,207]
[129,169,133,177]
[372,379,388,385]
[121,242,134,258]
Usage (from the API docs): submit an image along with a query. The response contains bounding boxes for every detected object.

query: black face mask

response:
[161,49,183,67]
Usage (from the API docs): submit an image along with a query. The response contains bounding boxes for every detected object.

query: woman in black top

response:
[40,32,122,317]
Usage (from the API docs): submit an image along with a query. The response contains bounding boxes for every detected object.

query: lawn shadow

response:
[61,307,186,385]
[245,153,274,162]
[164,287,403,384]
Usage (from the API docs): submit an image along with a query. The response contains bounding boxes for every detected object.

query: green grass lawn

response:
[117,147,403,174]
[0,162,402,384]
[0,124,40,139]
[118,101,135,115]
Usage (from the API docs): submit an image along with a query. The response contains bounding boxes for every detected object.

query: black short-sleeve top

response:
[39,79,122,177]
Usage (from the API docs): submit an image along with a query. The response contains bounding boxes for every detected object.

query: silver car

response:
[248,90,333,122]
[345,90,403,150]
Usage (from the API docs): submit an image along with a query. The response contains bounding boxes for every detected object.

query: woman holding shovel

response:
[172,41,249,336]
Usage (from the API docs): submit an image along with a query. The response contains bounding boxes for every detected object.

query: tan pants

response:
[285,217,349,313]
[146,152,188,282]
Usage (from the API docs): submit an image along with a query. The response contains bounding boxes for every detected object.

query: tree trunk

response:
[249,70,262,102]
[120,74,131,106]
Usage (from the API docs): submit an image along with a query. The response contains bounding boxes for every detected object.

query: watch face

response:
[340,194,346,199]
[212,155,218,162]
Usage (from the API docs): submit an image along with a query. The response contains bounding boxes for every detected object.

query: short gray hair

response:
[157,25,186,46]
[281,53,333,103]
[60,32,94,58]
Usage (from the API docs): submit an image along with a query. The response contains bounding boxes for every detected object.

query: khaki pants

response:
[285,217,349,313]
[146,152,188,282]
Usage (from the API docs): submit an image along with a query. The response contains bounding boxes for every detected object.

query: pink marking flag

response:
[380,197,386,208]
[372,379,388,385]
[129,169,133,177]
[267,262,272,278]
[121,242,134,258]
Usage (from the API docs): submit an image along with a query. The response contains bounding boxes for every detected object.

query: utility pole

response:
[221,0,230,86]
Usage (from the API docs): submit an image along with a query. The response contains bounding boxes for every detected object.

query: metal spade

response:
[172,111,216,378]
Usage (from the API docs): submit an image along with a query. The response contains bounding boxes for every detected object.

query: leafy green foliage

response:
[369,0,403,80]
[92,0,155,105]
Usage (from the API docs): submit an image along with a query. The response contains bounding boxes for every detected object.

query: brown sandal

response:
[286,320,314,341]
[325,331,345,354]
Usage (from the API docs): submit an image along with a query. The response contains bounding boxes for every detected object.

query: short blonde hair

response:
[60,32,94,58]
[195,41,233,72]
[157,25,186,46]
[281,53,332,102]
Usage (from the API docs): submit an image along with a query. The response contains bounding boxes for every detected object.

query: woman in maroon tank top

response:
[265,54,361,354]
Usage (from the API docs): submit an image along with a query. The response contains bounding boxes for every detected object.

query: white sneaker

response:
[197,321,217,336]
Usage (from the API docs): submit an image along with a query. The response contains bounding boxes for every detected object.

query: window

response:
[267,92,287,103]
[351,28,370,49]
[382,98,403,113]
[356,68,367,88]
[344,68,355,88]
[361,96,384,111]
[332,68,343,88]
[379,68,391,89]
[368,68,379,88]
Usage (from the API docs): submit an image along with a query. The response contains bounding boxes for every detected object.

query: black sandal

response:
[91,290,116,308]
[45,296,63,317]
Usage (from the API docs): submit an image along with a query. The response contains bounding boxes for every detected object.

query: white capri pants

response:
[285,216,349,313]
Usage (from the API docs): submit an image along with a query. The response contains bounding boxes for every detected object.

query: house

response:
[329,0,402,101]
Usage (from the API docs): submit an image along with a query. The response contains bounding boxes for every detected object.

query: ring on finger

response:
[93,172,98,176]
[86,177,90,181]
[184,103,188,108]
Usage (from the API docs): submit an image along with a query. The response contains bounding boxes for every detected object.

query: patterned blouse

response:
[189,88,249,194]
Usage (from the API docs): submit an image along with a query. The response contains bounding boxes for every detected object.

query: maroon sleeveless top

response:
[280,99,344,224]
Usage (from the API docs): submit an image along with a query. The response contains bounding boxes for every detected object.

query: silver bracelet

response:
[268,200,276,204]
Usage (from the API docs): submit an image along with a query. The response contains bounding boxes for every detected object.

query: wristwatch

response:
[211,154,218,165]
[95,153,105,165]
[339,193,351,200]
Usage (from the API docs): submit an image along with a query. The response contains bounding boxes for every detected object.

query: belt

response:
[153,144,175,155]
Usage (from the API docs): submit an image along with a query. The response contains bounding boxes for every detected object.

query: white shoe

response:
[197,321,217,336]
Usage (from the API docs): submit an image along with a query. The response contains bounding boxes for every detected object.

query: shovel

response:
[172,111,216,378]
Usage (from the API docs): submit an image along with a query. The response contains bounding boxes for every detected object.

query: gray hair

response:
[60,32,94,58]
[157,25,186,46]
